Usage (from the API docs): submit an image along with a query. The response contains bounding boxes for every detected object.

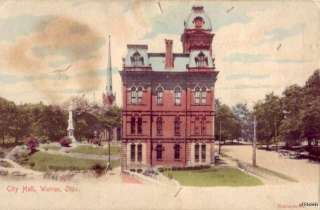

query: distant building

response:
[120,6,219,170]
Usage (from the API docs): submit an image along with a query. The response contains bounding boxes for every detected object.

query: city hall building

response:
[120,6,218,170]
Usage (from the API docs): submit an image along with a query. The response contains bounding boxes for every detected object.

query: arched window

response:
[201,116,206,135]
[131,87,137,104]
[201,144,206,162]
[130,144,136,161]
[194,116,200,135]
[195,144,200,162]
[156,87,163,105]
[137,87,143,104]
[130,51,144,66]
[194,87,201,105]
[174,144,180,160]
[174,116,181,136]
[156,117,163,136]
[137,117,142,134]
[194,86,207,105]
[201,87,207,104]
[137,144,142,162]
[195,52,208,67]
[156,144,163,160]
[130,117,136,134]
[174,87,182,105]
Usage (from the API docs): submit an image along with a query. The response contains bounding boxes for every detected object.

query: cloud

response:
[262,24,304,42]
[225,73,270,80]
[223,53,267,63]
[2,16,105,103]
[218,84,274,90]
[143,2,253,39]
[0,15,53,42]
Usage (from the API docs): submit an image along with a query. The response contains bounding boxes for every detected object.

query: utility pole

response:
[274,118,278,152]
[108,128,111,170]
[252,115,257,167]
[219,120,222,154]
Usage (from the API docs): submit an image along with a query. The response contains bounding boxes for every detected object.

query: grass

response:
[222,153,298,182]
[163,166,263,187]
[254,166,298,182]
[69,145,120,156]
[42,145,61,151]
[27,151,120,172]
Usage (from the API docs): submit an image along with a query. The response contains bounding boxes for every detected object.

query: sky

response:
[0,0,319,108]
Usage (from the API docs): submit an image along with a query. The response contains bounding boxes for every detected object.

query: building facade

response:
[120,6,218,170]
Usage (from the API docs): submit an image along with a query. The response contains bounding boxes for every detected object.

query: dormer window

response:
[131,51,144,66]
[195,52,208,67]
[193,16,204,29]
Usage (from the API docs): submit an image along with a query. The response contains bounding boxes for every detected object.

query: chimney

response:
[165,39,173,69]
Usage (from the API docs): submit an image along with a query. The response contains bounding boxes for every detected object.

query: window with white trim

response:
[174,87,181,105]
[137,87,143,104]
[131,87,137,104]
[156,87,163,105]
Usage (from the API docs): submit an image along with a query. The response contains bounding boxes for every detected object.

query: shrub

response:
[157,168,164,172]
[25,136,39,154]
[60,137,72,147]
[39,136,50,144]
[91,163,106,177]
[0,150,5,158]
[13,151,30,165]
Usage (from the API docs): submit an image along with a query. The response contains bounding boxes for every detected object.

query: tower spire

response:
[107,35,113,96]
[103,34,115,108]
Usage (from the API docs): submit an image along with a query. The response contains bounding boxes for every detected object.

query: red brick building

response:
[120,6,218,170]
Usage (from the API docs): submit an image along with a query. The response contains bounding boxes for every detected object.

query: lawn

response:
[69,145,120,156]
[42,145,61,151]
[163,167,263,187]
[27,151,120,171]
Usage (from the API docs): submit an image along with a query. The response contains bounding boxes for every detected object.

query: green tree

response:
[8,105,32,143]
[232,103,253,142]
[301,70,320,147]
[33,105,67,142]
[279,85,303,146]
[254,93,283,149]
[0,97,16,143]
[215,100,241,143]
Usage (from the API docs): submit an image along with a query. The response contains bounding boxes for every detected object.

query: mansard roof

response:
[148,53,189,72]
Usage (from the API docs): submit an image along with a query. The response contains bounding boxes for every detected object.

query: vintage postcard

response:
[0,0,319,210]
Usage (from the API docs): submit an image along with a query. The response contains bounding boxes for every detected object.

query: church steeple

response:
[107,35,113,96]
[103,35,115,108]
